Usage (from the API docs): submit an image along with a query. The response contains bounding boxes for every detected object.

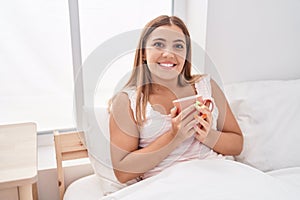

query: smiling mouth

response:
[158,63,177,68]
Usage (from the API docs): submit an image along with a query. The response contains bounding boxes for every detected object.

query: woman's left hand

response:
[193,103,213,143]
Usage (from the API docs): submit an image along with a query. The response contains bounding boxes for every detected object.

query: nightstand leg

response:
[18,184,33,200]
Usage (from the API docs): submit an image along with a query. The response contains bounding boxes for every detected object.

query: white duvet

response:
[102,159,299,200]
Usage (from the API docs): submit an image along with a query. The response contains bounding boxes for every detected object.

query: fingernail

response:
[201,114,207,119]
[201,104,207,109]
[195,105,201,112]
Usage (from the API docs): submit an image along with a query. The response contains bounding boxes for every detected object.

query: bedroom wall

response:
[205,0,300,84]
[185,0,208,50]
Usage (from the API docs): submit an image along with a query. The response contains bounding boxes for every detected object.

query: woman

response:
[109,15,243,184]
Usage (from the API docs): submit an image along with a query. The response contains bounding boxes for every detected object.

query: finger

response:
[170,106,177,118]
[181,110,199,125]
[185,118,199,130]
[180,103,197,119]
[178,109,198,124]
[195,103,210,113]
[195,105,212,120]
[194,115,211,132]
[172,110,195,128]
[194,114,209,125]
[193,123,202,133]
[186,128,196,138]
[194,131,206,142]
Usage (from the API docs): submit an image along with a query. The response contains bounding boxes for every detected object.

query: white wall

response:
[205,0,300,84]
[174,0,208,49]
[186,0,208,50]
[173,0,209,77]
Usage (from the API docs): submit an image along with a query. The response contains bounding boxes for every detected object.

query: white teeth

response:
[159,63,175,67]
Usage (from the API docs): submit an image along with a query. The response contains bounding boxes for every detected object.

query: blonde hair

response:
[112,15,200,125]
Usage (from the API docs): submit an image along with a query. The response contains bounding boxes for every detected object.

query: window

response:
[0,0,74,131]
[0,0,172,131]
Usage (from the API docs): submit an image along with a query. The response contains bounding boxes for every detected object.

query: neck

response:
[150,75,180,95]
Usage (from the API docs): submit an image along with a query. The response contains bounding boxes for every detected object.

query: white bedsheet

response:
[102,159,299,200]
[267,167,300,189]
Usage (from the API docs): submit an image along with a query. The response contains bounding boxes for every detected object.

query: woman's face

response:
[144,25,187,81]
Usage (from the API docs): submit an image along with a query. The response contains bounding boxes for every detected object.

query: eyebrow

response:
[173,39,185,44]
[152,38,185,44]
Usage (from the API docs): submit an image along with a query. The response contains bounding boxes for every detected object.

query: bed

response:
[63,1,300,198]
[62,78,300,200]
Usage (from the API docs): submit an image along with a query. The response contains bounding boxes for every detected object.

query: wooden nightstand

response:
[0,122,38,200]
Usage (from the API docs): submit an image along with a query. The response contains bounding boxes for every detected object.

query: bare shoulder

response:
[210,78,224,97]
[110,91,133,120]
[111,92,130,107]
[209,78,228,116]
[210,78,219,89]
[110,91,138,137]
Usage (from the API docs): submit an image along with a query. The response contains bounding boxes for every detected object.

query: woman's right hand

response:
[170,104,199,143]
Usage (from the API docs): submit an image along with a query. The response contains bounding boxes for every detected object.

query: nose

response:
[161,48,175,59]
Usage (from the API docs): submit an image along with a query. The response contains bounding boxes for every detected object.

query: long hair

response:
[115,15,200,125]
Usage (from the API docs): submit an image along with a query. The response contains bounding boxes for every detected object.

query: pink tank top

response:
[123,75,221,179]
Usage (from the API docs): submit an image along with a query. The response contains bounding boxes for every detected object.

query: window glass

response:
[0,0,74,131]
[0,0,172,131]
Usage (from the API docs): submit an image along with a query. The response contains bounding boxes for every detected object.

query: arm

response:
[194,79,243,155]
[109,92,198,183]
[210,79,243,155]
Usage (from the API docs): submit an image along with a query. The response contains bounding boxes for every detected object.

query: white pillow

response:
[83,106,127,195]
[224,79,300,171]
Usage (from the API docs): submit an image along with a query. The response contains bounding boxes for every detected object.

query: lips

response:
[158,62,177,69]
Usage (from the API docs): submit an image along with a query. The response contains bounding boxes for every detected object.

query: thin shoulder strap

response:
[194,75,212,99]
[122,88,137,121]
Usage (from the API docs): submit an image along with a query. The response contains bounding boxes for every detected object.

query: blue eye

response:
[153,42,164,48]
[175,44,184,49]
